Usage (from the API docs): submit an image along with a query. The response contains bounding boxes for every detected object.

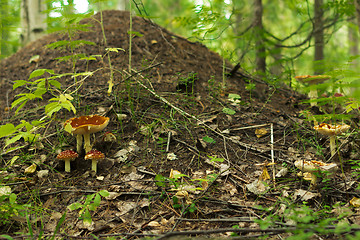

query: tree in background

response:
[0,0,20,58]
[20,0,47,45]
[253,0,266,75]
[314,0,325,74]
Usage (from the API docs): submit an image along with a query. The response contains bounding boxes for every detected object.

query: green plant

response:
[0,188,30,227]
[0,69,77,153]
[67,190,109,226]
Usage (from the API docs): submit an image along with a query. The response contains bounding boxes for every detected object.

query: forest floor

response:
[1,10,360,240]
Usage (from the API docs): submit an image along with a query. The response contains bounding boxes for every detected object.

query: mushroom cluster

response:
[295,75,331,107]
[59,115,110,174]
[295,159,337,188]
[314,123,350,156]
[65,115,110,153]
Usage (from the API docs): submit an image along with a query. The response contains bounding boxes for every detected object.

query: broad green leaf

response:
[13,100,28,115]
[154,174,166,187]
[64,94,73,100]
[68,202,82,211]
[61,101,76,114]
[202,136,215,144]
[9,193,17,204]
[59,94,67,103]
[13,80,29,90]
[128,31,143,37]
[64,122,73,134]
[98,190,110,197]
[48,80,61,89]
[45,103,61,117]
[9,156,19,165]
[82,209,92,226]
[105,47,125,52]
[29,69,54,80]
[33,87,47,97]
[93,194,101,207]
[5,135,22,147]
[11,96,28,109]
[0,123,16,138]
[228,93,241,100]
[222,107,236,115]
[31,120,45,126]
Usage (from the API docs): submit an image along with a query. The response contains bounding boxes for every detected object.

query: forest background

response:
[2,0,360,99]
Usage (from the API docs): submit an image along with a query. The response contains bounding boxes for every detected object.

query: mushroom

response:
[314,123,350,156]
[57,150,79,172]
[65,115,110,153]
[85,149,105,173]
[294,159,337,188]
[295,75,331,106]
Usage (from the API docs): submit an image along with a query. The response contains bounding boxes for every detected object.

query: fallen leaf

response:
[167,153,177,161]
[169,169,182,179]
[350,197,360,208]
[255,128,268,138]
[0,186,11,196]
[24,163,37,174]
[147,221,161,227]
[294,189,320,201]
[37,170,49,179]
[259,167,270,181]
[246,179,269,195]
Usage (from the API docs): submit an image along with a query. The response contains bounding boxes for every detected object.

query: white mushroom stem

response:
[310,173,317,187]
[76,134,82,153]
[84,133,92,153]
[309,86,318,107]
[64,160,71,172]
[92,159,97,173]
[329,135,336,156]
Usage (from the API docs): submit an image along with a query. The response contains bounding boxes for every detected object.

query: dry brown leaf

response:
[259,167,270,181]
[24,163,37,174]
[255,128,268,138]
[147,221,161,227]
[294,189,320,201]
[350,197,360,207]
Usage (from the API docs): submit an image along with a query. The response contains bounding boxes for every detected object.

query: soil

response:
[0,10,359,239]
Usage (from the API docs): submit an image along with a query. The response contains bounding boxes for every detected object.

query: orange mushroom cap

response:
[65,115,110,135]
[314,123,350,136]
[295,75,331,84]
[85,149,105,160]
[56,150,78,161]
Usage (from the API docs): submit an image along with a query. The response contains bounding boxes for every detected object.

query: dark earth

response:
[0,10,360,239]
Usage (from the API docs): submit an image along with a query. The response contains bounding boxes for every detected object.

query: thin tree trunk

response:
[253,0,266,75]
[348,19,359,66]
[314,0,324,75]
[21,0,47,46]
[354,0,360,31]
[117,0,129,11]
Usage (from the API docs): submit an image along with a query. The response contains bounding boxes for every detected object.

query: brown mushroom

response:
[85,149,105,173]
[57,150,78,172]
[65,115,110,153]
[295,75,331,106]
[314,123,350,156]
[294,159,337,188]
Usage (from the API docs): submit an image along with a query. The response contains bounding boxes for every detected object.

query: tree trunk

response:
[313,0,324,75]
[253,0,266,75]
[21,0,47,46]
[354,0,360,31]
[117,0,129,11]
[348,19,359,66]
